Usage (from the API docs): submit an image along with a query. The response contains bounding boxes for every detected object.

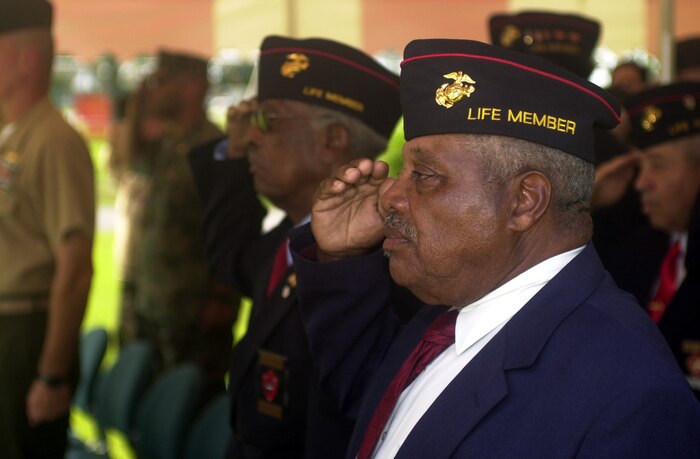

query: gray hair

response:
[309,105,389,159]
[459,134,594,234]
[675,133,700,166]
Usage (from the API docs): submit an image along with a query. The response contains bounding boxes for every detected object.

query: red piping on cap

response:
[401,52,620,123]
[262,47,400,90]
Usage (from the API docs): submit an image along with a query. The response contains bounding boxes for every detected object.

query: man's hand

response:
[226,98,257,159]
[591,150,640,211]
[312,158,390,260]
[26,380,71,426]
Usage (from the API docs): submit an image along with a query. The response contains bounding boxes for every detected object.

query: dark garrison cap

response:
[257,35,401,139]
[675,36,700,76]
[0,0,52,35]
[625,82,700,149]
[400,39,621,163]
[489,11,600,79]
[154,49,209,80]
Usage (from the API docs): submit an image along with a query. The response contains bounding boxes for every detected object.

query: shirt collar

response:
[672,232,688,256]
[286,215,310,266]
[454,246,584,354]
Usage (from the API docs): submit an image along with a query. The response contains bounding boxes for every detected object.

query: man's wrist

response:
[36,373,70,388]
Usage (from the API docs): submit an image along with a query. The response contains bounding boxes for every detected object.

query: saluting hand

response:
[226,98,258,159]
[312,158,390,260]
[591,150,640,211]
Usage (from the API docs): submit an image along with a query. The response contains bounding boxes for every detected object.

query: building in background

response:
[49,0,700,137]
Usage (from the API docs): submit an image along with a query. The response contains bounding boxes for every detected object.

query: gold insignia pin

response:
[641,106,661,132]
[683,94,696,111]
[281,53,309,78]
[435,71,476,108]
[3,151,19,165]
[281,273,296,298]
[499,25,521,48]
[281,285,291,299]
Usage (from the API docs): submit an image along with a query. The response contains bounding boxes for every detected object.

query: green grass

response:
[72,138,132,456]
[84,229,119,331]
[83,139,120,362]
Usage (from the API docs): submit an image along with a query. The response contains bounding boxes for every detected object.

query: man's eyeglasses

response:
[249,109,301,133]
[248,108,333,133]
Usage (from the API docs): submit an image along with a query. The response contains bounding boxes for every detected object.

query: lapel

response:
[389,244,607,458]
[348,306,447,453]
[229,222,300,395]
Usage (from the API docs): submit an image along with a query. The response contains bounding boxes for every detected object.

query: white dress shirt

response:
[673,233,688,289]
[371,246,585,459]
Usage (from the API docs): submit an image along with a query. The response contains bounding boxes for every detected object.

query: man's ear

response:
[507,171,551,232]
[322,123,350,163]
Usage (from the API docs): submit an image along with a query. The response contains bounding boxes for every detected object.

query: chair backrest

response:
[94,340,155,433]
[73,327,109,412]
[132,363,204,459]
[184,392,230,459]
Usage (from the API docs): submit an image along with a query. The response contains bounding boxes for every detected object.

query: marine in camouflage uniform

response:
[108,86,165,347]
[125,51,238,401]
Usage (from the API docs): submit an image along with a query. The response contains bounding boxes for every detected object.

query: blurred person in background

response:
[0,1,95,457]
[675,36,700,82]
[126,50,237,403]
[626,82,700,396]
[611,60,651,101]
[593,82,700,397]
[108,81,166,346]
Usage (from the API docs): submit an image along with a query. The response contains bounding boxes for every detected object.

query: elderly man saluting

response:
[289,39,700,458]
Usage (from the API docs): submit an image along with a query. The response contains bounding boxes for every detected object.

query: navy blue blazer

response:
[291,225,700,458]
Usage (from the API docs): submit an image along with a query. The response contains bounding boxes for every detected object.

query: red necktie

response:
[357,309,459,459]
[648,240,682,324]
[266,239,288,297]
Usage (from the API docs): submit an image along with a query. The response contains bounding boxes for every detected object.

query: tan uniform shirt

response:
[0,98,95,297]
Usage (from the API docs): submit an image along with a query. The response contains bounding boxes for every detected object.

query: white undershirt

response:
[371,246,585,459]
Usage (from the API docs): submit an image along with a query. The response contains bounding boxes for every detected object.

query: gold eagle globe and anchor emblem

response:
[435,71,477,108]
[281,53,310,78]
[640,105,662,132]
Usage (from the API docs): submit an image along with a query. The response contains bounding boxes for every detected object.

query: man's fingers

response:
[370,160,390,182]
[314,158,390,206]
[227,98,258,126]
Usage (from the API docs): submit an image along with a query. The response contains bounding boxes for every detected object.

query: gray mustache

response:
[383,213,417,242]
